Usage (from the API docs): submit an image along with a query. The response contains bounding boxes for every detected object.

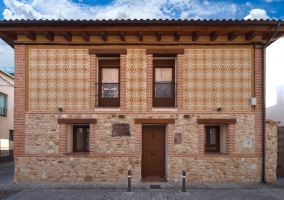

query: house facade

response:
[0,19,283,182]
[0,69,14,161]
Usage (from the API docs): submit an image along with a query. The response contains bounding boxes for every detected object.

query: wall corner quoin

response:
[13,44,26,156]
[264,119,280,182]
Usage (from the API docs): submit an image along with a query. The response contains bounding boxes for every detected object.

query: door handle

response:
[150,153,156,155]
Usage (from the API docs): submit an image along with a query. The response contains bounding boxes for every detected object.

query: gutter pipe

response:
[261,22,281,183]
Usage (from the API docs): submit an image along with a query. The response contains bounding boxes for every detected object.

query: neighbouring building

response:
[267,85,284,126]
[0,19,283,183]
[0,69,14,162]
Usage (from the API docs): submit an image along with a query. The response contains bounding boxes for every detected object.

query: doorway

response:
[142,125,166,181]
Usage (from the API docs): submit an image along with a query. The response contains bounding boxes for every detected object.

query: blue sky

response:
[0,0,283,20]
[0,0,284,106]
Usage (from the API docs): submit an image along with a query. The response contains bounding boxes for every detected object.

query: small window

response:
[73,126,90,152]
[153,59,176,107]
[204,126,220,152]
[9,130,13,141]
[97,59,120,107]
[0,93,7,116]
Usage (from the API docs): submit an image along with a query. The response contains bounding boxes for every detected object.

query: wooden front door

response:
[142,125,165,177]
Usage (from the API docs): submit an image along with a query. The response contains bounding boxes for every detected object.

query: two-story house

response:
[0,19,283,182]
[0,69,14,162]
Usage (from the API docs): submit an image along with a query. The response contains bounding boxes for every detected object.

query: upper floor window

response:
[0,93,7,116]
[153,59,176,107]
[97,59,120,107]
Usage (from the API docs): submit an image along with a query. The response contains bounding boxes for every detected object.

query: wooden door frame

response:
[141,125,166,178]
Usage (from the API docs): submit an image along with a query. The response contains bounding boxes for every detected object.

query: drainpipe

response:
[261,22,281,183]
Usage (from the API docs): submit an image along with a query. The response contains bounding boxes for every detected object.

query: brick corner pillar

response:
[226,124,236,154]
[176,54,184,111]
[146,54,153,112]
[58,124,68,154]
[198,124,205,154]
[89,54,97,110]
[14,45,26,156]
[120,54,127,112]
[254,45,264,155]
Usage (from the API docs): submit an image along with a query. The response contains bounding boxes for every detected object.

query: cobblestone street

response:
[1,162,284,200]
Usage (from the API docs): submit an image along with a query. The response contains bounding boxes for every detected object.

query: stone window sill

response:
[63,152,90,156]
[152,108,178,112]
[204,152,229,156]
[95,108,120,112]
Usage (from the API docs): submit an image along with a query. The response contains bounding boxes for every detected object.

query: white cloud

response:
[0,39,14,73]
[244,9,270,20]
[2,0,241,20]
[245,2,252,7]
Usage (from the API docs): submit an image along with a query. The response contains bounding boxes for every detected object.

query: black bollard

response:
[181,170,186,192]
[127,170,132,192]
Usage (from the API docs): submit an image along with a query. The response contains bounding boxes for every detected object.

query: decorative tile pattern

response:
[125,49,147,111]
[29,49,90,111]
[183,49,251,111]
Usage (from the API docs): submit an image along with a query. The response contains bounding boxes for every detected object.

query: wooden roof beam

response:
[24,31,36,41]
[245,31,257,41]
[120,31,125,41]
[139,31,143,41]
[192,31,200,41]
[0,32,17,40]
[228,31,238,41]
[175,31,181,41]
[43,31,54,41]
[210,31,219,41]
[81,31,89,41]
[157,31,162,41]
[62,31,72,41]
[100,31,107,41]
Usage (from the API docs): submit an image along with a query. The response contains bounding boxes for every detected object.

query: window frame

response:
[97,58,120,108]
[204,126,220,152]
[9,130,13,141]
[152,58,176,108]
[73,125,90,152]
[0,92,7,117]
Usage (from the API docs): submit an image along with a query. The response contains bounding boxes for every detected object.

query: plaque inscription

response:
[112,123,130,137]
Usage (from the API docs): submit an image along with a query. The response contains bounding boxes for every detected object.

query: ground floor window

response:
[73,126,90,152]
[204,126,220,152]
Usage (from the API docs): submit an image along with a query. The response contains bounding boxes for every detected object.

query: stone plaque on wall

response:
[112,124,130,137]
[174,133,182,144]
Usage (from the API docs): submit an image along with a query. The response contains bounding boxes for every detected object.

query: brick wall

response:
[254,46,263,155]
[14,45,26,156]
[13,45,272,183]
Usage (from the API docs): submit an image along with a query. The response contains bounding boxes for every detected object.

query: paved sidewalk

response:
[1,162,284,199]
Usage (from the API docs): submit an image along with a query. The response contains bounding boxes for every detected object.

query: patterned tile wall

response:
[183,49,251,111]
[125,49,147,111]
[29,49,90,111]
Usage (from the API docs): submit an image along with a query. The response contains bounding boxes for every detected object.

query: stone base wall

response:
[168,157,262,182]
[16,114,279,183]
[265,120,279,182]
[15,156,263,183]
[14,156,141,182]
